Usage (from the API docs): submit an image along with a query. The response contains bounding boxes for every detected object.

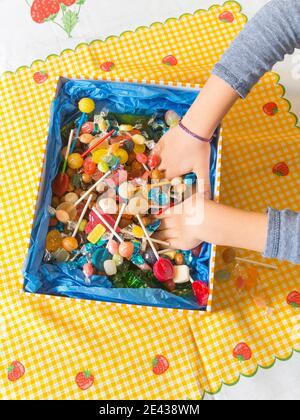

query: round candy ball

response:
[143,248,157,266]
[114,148,129,165]
[62,237,79,253]
[68,153,83,170]
[81,122,94,134]
[118,182,136,200]
[148,154,161,170]
[104,260,117,276]
[175,253,185,266]
[97,197,117,214]
[133,143,146,154]
[78,98,95,114]
[98,161,110,173]
[83,158,97,175]
[46,230,62,253]
[92,149,108,164]
[79,133,94,144]
[83,262,94,277]
[107,239,119,256]
[132,134,146,145]
[153,258,175,282]
[127,197,149,215]
[64,192,79,204]
[119,241,135,260]
[112,254,124,267]
[136,153,148,165]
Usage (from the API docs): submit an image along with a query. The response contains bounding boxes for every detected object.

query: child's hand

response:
[156,197,268,253]
[156,193,207,250]
[156,125,211,195]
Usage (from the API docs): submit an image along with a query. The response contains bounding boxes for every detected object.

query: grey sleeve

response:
[212,0,300,97]
[263,208,300,264]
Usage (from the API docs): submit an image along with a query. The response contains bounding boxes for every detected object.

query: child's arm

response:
[158,0,300,183]
[157,198,300,265]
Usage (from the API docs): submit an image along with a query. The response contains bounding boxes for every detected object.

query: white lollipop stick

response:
[75,171,112,207]
[62,129,74,173]
[108,202,127,242]
[121,229,169,247]
[236,257,277,270]
[92,208,123,243]
[142,163,151,172]
[72,194,93,238]
[136,214,159,261]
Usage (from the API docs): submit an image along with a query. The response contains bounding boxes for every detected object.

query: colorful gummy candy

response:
[45,99,211,307]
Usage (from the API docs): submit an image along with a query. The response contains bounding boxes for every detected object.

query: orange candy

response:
[62,237,79,253]
[46,230,62,252]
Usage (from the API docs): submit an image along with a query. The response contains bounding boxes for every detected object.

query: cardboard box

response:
[23,77,222,312]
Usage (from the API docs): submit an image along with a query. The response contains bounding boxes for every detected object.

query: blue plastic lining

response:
[23,78,219,311]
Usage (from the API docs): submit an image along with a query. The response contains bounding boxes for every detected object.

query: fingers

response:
[155,229,176,242]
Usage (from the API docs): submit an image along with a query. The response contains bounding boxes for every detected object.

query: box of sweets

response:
[23,77,222,312]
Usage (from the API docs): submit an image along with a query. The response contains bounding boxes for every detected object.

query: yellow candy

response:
[132,225,145,239]
[132,134,146,145]
[119,124,134,132]
[98,162,110,173]
[78,98,95,114]
[92,149,108,164]
[98,117,109,132]
[163,251,177,260]
[114,149,129,164]
[110,144,120,154]
[134,143,146,154]
[68,153,83,169]
[79,219,88,232]
[87,224,106,244]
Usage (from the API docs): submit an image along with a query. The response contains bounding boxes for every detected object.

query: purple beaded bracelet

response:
[178,120,212,143]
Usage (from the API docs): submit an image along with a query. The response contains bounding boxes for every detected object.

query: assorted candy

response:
[45,98,211,307]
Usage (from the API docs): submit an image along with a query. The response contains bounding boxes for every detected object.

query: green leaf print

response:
[62,10,79,37]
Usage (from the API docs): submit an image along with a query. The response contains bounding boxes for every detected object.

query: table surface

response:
[1,0,299,401]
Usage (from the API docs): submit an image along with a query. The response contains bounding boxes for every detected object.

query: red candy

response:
[85,211,120,234]
[192,281,209,307]
[153,258,175,282]
[81,122,94,134]
[52,173,69,198]
[83,157,97,175]
[136,153,148,165]
[148,154,161,170]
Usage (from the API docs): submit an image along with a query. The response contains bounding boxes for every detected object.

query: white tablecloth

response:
[1,0,299,400]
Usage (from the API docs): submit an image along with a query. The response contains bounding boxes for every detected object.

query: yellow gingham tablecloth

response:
[1,1,300,400]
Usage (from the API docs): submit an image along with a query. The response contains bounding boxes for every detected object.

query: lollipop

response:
[222,248,277,270]
[92,208,134,262]
[81,129,115,159]
[52,129,74,198]
[72,194,93,238]
[136,153,150,172]
[136,214,175,283]
[70,98,95,154]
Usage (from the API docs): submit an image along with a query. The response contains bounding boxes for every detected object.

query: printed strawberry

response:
[75,371,94,390]
[152,355,169,375]
[58,0,77,5]
[273,162,289,177]
[233,343,252,362]
[101,62,115,72]
[219,11,235,23]
[31,0,60,23]
[287,291,300,308]
[263,102,279,116]
[33,70,49,84]
[162,55,178,67]
[8,361,25,382]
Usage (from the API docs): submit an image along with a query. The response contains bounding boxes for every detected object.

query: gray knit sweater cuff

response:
[263,208,300,264]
